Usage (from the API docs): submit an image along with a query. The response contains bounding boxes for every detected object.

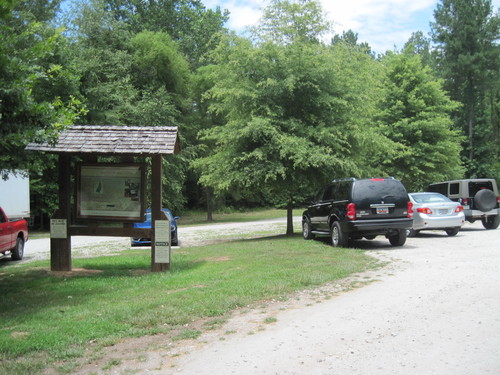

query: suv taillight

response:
[407,202,414,218]
[461,198,469,206]
[455,205,464,213]
[346,203,356,220]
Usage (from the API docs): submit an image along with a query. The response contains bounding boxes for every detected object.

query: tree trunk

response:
[286,199,294,236]
[468,114,474,177]
[206,187,213,222]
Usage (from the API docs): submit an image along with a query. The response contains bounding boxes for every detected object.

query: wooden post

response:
[50,154,72,271]
[151,155,169,272]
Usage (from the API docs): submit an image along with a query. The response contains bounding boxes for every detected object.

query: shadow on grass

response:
[0,254,206,321]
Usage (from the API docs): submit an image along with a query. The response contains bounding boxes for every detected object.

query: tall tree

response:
[194,0,385,234]
[67,2,193,211]
[431,0,500,179]
[251,0,331,45]
[404,31,432,67]
[377,50,464,191]
[0,0,85,174]
[90,0,229,68]
[331,29,374,56]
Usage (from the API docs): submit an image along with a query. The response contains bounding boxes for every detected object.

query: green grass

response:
[0,227,379,374]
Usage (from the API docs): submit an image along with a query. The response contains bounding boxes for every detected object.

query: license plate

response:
[376,207,389,214]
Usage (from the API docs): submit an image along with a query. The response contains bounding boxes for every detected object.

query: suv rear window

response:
[449,183,459,195]
[352,179,407,202]
[428,183,448,195]
[469,181,494,197]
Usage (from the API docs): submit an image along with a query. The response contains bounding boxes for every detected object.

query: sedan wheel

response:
[445,228,459,236]
[407,229,419,237]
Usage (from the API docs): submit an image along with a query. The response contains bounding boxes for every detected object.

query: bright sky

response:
[204,0,500,54]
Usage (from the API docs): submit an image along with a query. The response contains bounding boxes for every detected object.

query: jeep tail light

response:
[407,201,414,218]
[416,207,432,214]
[346,203,356,220]
[461,198,469,206]
[497,197,500,204]
[455,205,464,213]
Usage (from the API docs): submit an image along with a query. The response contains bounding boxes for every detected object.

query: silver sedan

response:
[408,192,465,236]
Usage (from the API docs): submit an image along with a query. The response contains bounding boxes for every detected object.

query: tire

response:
[482,215,500,230]
[11,237,24,260]
[302,217,314,240]
[445,228,460,236]
[172,235,178,246]
[474,189,496,212]
[331,221,348,248]
[388,230,407,246]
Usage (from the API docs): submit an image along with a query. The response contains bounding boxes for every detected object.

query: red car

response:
[0,206,28,260]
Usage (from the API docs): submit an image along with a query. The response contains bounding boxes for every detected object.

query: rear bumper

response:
[341,218,413,234]
[412,213,465,230]
[464,208,499,219]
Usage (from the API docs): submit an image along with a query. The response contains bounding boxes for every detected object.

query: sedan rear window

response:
[411,193,451,203]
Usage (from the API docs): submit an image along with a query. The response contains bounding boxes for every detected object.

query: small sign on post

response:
[154,219,171,264]
[50,218,67,239]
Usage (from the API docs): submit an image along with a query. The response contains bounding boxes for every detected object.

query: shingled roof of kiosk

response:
[25,125,180,155]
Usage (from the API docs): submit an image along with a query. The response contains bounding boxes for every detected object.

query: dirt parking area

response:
[63,221,500,375]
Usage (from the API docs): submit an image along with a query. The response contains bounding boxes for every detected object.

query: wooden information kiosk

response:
[26,125,181,272]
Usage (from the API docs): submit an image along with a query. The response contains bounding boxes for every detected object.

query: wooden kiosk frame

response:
[26,125,181,272]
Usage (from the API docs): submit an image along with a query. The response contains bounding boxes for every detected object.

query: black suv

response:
[302,177,413,247]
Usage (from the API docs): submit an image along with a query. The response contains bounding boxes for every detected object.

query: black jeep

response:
[302,177,414,247]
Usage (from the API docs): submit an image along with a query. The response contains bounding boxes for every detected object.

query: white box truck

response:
[0,171,30,218]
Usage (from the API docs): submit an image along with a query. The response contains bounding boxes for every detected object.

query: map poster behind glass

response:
[77,163,145,221]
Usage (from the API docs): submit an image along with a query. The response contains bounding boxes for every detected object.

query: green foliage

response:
[195,29,386,213]
[0,1,86,173]
[431,0,500,178]
[331,29,374,56]
[377,51,464,191]
[251,0,331,45]
[91,0,230,67]
[403,31,432,67]
[130,31,190,96]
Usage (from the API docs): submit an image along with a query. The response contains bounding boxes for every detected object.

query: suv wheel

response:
[388,230,407,246]
[302,218,314,240]
[331,221,348,248]
[474,189,497,212]
[445,228,460,236]
[482,215,500,230]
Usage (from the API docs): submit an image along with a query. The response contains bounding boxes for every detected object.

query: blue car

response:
[131,208,179,246]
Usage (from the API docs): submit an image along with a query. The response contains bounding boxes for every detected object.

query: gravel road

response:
[170,222,500,375]
[10,219,500,375]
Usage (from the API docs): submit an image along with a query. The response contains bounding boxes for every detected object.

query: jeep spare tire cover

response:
[474,189,496,212]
